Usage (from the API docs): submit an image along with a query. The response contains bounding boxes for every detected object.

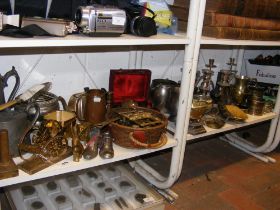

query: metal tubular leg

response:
[225,82,280,153]
[128,0,203,189]
[264,117,280,152]
[220,137,273,163]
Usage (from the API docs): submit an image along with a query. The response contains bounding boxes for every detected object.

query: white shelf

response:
[201,36,280,46]
[0,134,176,188]
[167,112,277,141]
[0,33,189,48]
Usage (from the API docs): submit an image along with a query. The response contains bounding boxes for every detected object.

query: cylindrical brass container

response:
[263,100,274,114]
[250,86,264,101]
[0,129,10,164]
[248,100,265,116]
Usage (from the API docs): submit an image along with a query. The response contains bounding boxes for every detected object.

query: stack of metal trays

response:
[5,163,164,210]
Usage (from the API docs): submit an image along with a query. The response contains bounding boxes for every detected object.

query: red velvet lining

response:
[109,69,151,105]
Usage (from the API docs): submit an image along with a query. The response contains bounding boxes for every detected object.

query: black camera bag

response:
[48,0,88,20]
[0,0,12,14]
[15,0,48,17]
[15,0,87,20]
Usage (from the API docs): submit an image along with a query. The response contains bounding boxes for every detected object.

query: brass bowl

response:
[190,95,212,120]
[202,115,225,129]
[44,111,76,127]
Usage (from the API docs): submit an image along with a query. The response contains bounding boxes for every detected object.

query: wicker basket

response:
[109,107,168,149]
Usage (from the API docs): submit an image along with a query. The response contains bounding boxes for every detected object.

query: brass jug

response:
[211,70,234,105]
[233,75,257,107]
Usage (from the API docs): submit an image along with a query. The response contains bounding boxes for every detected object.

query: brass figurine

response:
[17,111,75,174]
[72,125,84,162]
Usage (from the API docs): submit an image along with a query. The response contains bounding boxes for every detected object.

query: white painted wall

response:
[1,50,130,101]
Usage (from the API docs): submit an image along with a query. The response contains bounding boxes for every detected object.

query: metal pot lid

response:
[151,79,178,87]
[30,91,58,105]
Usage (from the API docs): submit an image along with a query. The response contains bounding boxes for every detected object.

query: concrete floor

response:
[145,122,280,210]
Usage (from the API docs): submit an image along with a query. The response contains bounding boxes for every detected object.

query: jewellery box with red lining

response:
[109,69,151,106]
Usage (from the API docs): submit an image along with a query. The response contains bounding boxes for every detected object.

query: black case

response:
[48,0,88,20]
[15,0,87,20]
[0,0,12,14]
[15,0,48,17]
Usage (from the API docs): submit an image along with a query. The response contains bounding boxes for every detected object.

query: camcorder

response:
[76,0,157,37]
[75,5,127,36]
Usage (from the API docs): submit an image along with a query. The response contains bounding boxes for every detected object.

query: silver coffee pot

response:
[150,79,180,122]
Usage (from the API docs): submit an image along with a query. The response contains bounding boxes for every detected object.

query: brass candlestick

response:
[0,129,18,179]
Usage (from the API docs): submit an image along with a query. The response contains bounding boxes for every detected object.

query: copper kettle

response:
[0,66,20,105]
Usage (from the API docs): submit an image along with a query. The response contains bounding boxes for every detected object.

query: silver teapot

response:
[15,91,67,118]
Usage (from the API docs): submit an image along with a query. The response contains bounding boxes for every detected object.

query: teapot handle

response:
[18,103,40,160]
[3,66,20,102]
[57,96,68,111]
[25,103,40,127]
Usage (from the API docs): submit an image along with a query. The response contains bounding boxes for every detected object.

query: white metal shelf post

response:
[176,0,208,177]
[129,0,204,188]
